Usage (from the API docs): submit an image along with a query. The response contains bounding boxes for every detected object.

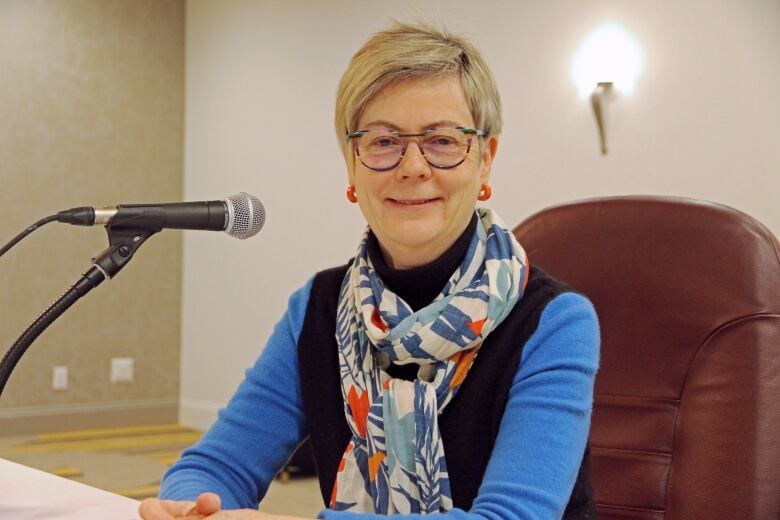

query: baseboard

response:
[178,398,223,431]
[0,398,178,435]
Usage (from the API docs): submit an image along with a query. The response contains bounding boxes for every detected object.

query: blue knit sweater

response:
[160,277,599,519]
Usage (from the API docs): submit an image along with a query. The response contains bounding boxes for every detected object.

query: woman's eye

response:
[428,137,456,146]
[372,137,399,147]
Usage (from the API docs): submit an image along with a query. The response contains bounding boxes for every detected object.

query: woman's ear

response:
[479,135,499,184]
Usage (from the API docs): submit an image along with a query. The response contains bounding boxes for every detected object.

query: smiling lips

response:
[387,197,440,205]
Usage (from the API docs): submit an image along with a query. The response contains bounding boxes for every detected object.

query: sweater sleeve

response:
[318,291,600,520]
[158,278,314,510]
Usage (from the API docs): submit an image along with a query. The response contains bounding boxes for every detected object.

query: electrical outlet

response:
[52,366,68,390]
[110,357,134,383]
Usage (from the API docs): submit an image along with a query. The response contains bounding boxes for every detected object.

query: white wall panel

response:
[181,0,780,428]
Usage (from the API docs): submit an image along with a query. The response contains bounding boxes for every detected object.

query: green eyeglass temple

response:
[345,127,487,172]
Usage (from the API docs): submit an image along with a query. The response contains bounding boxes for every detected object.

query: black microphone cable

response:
[0,214,59,260]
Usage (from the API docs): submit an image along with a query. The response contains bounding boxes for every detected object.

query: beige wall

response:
[0,0,184,433]
[181,0,780,429]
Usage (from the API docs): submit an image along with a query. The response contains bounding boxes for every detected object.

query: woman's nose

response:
[395,141,432,180]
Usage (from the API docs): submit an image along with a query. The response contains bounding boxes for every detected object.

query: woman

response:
[141,22,599,520]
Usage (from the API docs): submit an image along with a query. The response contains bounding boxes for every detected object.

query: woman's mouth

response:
[387,197,440,206]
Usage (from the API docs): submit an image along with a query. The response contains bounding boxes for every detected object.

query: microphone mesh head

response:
[225,192,265,239]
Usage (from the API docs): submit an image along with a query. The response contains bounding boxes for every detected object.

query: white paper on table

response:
[0,457,140,520]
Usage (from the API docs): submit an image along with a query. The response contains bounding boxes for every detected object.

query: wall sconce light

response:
[572,24,643,155]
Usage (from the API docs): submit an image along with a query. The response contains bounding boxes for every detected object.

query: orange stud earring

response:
[477,184,492,201]
[346,185,358,203]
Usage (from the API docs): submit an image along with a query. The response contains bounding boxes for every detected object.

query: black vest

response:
[297,264,595,518]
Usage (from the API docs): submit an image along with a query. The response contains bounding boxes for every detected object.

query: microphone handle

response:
[112,200,227,231]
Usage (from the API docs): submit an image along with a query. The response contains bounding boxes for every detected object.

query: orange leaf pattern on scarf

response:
[347,386,369,438]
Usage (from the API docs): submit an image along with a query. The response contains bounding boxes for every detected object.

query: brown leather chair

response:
[513,196,780,520]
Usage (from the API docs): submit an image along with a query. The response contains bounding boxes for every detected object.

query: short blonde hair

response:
[335,21,502,160]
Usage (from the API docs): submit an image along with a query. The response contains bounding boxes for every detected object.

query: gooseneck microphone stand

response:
[0,225,159,397]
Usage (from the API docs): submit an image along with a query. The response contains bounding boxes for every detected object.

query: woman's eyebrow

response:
[360,120,401,130]
[423,119,463,130]
[360,119,466,131]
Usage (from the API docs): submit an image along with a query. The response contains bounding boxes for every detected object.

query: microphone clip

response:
[90,226,159,279]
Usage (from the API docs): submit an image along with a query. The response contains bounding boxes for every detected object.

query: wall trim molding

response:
[0,398,179,435]
[0,398,178,418]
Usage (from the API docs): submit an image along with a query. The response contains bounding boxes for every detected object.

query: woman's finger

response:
[138,498,175,520]
[195,492,222,515]
[138,497,199,519]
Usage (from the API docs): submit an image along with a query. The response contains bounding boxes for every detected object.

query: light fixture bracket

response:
[591,81,613,155]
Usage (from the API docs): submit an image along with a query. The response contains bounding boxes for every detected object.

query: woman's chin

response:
[383,222,446,252]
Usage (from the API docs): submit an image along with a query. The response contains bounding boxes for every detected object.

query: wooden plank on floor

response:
[50,465,83,478]
[33,424,193,443]
[147,451,182,466]
[121,445,187,455]
[112,484,161,500]
[11,432,202,454]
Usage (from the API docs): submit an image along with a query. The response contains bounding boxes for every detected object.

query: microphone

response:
[56,192,265,239]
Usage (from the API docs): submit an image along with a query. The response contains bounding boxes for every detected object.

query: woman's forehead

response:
[357,76,474,131]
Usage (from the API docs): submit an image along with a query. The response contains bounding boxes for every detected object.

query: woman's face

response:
[349,76,498,269]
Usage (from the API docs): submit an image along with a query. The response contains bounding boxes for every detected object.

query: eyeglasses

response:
[346,126,486,172]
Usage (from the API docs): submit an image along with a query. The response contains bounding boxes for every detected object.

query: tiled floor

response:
[0,424,323,517]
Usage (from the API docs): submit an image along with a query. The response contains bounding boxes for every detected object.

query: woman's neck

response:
[366,213,478,311]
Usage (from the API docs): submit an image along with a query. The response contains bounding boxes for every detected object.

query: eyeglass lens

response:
[354,128,472,170]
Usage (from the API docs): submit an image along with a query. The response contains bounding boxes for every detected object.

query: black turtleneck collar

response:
[366,212,478,312]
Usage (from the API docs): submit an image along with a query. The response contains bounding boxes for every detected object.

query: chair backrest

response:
[513,196,780,520]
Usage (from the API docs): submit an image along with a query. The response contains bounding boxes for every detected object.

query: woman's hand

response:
[203,511,312,520]
[139,492,222,519]
[139,494,312,520]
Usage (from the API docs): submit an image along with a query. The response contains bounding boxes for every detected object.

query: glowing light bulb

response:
[572,24,643,98]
